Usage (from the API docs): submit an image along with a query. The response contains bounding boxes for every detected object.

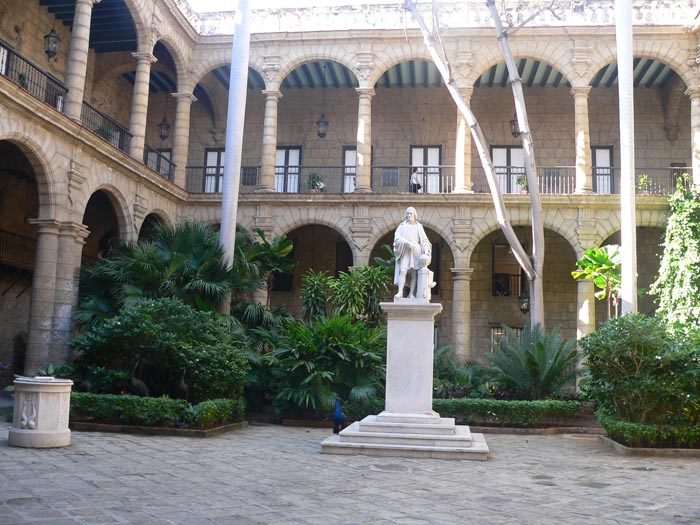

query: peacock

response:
[130,361,150,397]
[333,398,346,434]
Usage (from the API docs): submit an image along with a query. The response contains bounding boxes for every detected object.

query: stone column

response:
[171,92,197,188]
[450,267,473,361]
[50,222,89,365]
[576,279,596,340]
[572,87,593,194]
[24,219,61,374]
[128,52,157,160]
[355,87,375,193]
[686,86,700,186]
[258,90,282,192]
[63,0,101,122]
[454,88,473,193]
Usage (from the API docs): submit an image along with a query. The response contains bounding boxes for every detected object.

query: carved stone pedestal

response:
[8,377,73,448]
[322,299,489,460]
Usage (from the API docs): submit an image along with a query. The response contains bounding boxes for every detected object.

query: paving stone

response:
[1,423,700,524]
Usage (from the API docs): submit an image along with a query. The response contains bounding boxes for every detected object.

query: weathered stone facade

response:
[0,0,698,374]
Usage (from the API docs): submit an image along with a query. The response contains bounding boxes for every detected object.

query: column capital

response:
[685,86,700,99]
[458,86,474,101]
[355,87,375,99]
[131,52,157,65]
[76,0,102,5]
[28,218,61,234]
[450,267,474,280]
[262,89,283,100]
[570,86,592,98]
[172,92,198,104]
[59,221,90,242]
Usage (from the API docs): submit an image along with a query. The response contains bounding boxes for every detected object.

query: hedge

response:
[70,393,245,428]
[597,411,700,449]
[340,398,580,428]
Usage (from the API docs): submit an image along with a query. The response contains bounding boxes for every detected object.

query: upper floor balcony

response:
[185,164,691,196]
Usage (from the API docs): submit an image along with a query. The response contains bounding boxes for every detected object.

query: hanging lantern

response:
[44,28,60,60]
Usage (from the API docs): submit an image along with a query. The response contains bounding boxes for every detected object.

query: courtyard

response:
[1,421,699,525]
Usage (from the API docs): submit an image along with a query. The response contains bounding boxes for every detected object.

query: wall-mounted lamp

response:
[316,64,329,139]
[518,289,530,315]
[44,26,60,60]
[159,92,170,141]
[509,113,521,138]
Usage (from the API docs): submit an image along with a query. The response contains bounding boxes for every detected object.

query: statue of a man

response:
[393,207,431,299]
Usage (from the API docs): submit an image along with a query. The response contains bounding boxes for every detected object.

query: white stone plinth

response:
[381,299,442,415]
[321,299,489,460]
[8,376,73,448]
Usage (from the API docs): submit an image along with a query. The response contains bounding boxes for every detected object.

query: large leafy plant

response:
[264,315,386,413]
[579,313,700,425]
[488,324,578,400]
[650,178,700,334]
[572,245,621,319]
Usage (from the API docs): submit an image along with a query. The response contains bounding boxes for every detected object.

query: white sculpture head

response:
[405,206,417,224]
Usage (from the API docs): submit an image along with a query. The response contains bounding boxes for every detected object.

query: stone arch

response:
[272,55,360,92]
[121,0,150,53]
[273,214,358,265]
[190,59,267,95]
[367,47,435,88]
[466,51,575,89]
[586,43,694,89]
[80,184,133,246]
[153,36,188,92]
[0,134,56,220]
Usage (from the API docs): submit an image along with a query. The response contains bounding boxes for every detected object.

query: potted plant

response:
[309,173,325,193]
[637,173,652,195]
[516,174,528,194]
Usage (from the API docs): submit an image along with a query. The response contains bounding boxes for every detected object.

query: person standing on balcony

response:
[393,207,431,299]
[409,167,421,193]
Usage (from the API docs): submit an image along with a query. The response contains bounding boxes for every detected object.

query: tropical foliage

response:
[263,315,386,413]
[70,298,249,404]
[487,324,578,400]
[650,179,700,334]
[571,245,621,318]
[578,313,700,426]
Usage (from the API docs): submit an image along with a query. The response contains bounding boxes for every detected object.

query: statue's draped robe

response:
[393,220,431,286]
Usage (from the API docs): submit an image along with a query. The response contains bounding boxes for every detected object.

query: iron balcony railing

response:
[80,102,132,153]
[184,164,693,196]
[0,39,67,112]
[0,229,36,270]
[143,146,175,181]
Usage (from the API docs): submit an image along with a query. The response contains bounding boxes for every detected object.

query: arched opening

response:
[81,190,121,265]
[138,213,166,242]
[0,141,41,380]
[269,224,353,316]
[470,227,577,364]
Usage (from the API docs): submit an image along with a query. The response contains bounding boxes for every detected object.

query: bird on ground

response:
[175,368,188,400]
[333,398,346,434]
[130,361,150,397]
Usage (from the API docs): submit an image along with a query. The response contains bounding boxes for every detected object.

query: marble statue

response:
[393,206,432,299]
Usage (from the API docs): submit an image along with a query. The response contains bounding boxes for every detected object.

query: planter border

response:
[70,420,247,438]
[597,435,700,457]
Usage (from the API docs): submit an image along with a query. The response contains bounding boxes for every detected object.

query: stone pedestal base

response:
[321,299,489,460]
[321,415,488,460]
[8,376,73,448]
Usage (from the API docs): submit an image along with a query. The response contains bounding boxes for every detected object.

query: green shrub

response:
[338,398,579,428]
[488,324,578,400]
[70,298,249,403]
[579,313,699,425]
[71,393,192,427]
[433,345,493,399]
[597,411,700,448]
[71,393,246,428]
[265,315,386,413]
[193,398,245,427]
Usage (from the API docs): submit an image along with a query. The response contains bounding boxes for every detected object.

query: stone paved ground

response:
[1,422,699,525]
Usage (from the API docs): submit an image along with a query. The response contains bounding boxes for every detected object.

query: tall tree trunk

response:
[219,0,252,314]
[404,0,545,328]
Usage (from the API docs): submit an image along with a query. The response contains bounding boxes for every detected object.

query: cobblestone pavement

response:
[1,422,699,525]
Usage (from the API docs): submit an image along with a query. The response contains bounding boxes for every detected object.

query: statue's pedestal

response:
[8,376,73,448]
[322,299,489,460]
